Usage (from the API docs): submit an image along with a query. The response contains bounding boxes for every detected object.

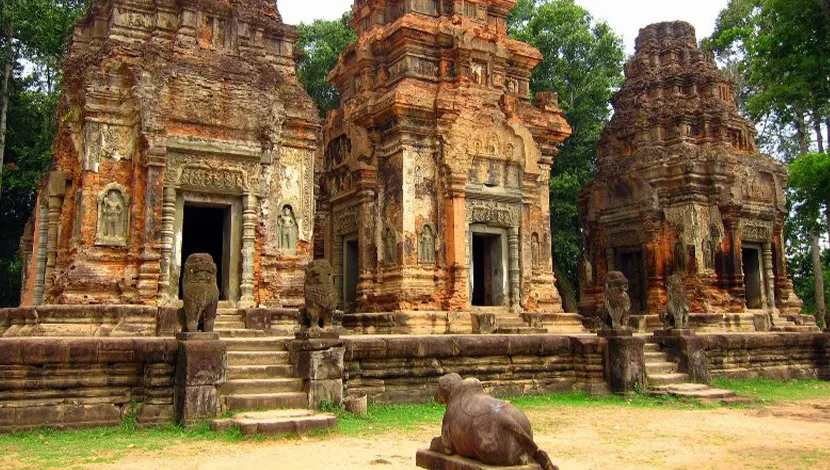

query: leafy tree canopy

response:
[296,13,356,118]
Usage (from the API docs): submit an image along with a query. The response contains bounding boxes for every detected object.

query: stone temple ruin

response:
[1,2,829,438]
[317,0,583,334]
[577,22,813,333]
[18,0,318,319]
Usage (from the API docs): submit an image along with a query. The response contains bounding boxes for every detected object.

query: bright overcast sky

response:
[279,0,727,53]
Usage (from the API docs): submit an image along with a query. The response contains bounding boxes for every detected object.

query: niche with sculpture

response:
[277,204,298,255]
[419,223,436,264]
[96,184,129,247]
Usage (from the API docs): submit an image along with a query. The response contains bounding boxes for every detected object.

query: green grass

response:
[2,378,830,468]
[711,378,830,402]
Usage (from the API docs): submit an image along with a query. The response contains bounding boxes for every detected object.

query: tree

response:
[508,0,625,309]
[296,13,356,118]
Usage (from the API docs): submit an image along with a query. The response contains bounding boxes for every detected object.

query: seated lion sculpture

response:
[300,260,339,332]
[181,253,219,333]
[429,373,558,470]
[660,274,690,329]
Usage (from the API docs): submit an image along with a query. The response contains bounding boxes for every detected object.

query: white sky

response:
[279,0,727,53]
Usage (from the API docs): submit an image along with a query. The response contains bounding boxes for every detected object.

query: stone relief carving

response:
[740,220,773,242]
[531,232,541,268]
[604,228,642,248]
[384,225,398,265]
[96,184,129,246]
[673,239,687,274]
[166,152,258,195]
[471,61,485,85]
[419,223,436,264]
[278,204,298,254]
[279,147,314,242]
[466,200,520,227]
[333,205,359,235]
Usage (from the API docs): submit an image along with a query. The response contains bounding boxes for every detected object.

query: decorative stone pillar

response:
[762,242,777,312]
[44,172,68,294]
[605,247,615,272]
[356,189,375,306]
[288,339,345,409]
[508,226,520,313]
[137,149,166,304]
[175,334,227,426]
[158,187,177,304]
[444,179,468,310]
[240,193,256,307]
[33,201,49,305]
[605,336,646,395]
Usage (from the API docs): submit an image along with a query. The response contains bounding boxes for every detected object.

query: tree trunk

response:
[0,22,13,208]
[795,109,810,154]
[811,229,828,329]
[825,117,830,153]
[813,112,825,153]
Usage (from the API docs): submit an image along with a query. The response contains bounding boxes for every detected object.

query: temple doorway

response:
[342,235,359,309]
[180,204,230,300]
[617,248,647,314]
[742,245,763,309]
[471,232,506,307]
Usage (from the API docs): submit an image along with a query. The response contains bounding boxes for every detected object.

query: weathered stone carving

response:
[96,185,129,247]
[604,271,631,329]
[384,226,398,265]
[278,205,298,254]
[419,223,436,264]
[333,205,359,235]
[427,373,558,470]
[531,233,541,269]
[181,253,219,333]
[300,260,340,332]
[660,275,690,329]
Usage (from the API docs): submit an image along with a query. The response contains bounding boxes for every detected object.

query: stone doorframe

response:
[467,224,512,310]
[464,202,521,313]
[740,240,776,312]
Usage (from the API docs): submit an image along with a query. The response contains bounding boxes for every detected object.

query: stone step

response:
[219,378,303,395]
[224,392,308,411]
[493,327,548,335]
[215,321,246,329]
[643,343,660,353]
[228,351,290,366]
[648,372,690,386]
[651,383,710,393]
[644,351,669,362]
[227,364,294,380]
[218,329,267,338]
[212,410,336,436]
[646,361,677,375]
[772,325,822,333]
[223,337,289,352]
[649,383,750,404]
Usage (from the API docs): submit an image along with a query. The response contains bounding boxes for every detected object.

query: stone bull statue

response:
[429,373,558,470]
[180,253,219,333]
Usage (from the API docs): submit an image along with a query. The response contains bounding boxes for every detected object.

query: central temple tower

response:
[317,0,582,333]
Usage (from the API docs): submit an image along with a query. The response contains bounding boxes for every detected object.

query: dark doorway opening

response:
[618,250,647,314]
[742,247,763,309]
[472,233,504,306]
[343,237,359,309]
[180,205,228,300]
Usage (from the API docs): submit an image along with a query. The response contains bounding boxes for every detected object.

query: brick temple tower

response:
[317,0,583,333]
[578,22,807,332]
[19,0,319,310]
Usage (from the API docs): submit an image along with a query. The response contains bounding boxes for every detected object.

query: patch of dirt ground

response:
[93,399,830,470]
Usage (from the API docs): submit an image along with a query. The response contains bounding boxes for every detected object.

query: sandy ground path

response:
[90,399,830,470]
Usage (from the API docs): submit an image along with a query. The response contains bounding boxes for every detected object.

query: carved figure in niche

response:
[604,271,631,329]
[531,233,541,268]
[673,240,687,274]
[299,260,340,332]
[702,238,714,270]
[278,204,298,253]
[180,253,219,333]
[660,274,690,329]
[471,62,483,85]
[428,373,558,470]
[419,224,436,264]
[384,226,397,265]
[96,186,128,246]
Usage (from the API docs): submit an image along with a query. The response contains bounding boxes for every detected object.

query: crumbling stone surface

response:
[578,21,802,325]
[299,260,341,333]
[19,0,319,310]
[603,271,631,329]
[316,0,577,330]
[181,254,219,333]
[427,373,558,470]
[660,274,690,330]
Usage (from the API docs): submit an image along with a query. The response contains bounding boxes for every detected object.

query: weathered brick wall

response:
[343,335,607,403]
[659,333,830,382]
[0,338,178,433]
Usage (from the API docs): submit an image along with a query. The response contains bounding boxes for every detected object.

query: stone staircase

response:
[772,313,822,333]
[215,308,266,338]
[644,342,749,404]
[494,314,546,334]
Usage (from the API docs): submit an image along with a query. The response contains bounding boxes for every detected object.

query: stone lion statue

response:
[429,373,558,470]
[604,271,631,329]
[301,260,339,331]
[660,274,690,329]
[181,253,219,333]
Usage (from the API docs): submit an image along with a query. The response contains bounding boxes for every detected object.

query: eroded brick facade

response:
[578,22,802,328]
[19,0,319,309]
[317,0,583,332]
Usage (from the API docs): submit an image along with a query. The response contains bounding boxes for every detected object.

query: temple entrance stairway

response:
[644,342,750,404]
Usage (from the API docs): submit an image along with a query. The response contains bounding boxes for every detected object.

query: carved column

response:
[240,193,256,307]
[333,235,343,306]
[605,248,615,272]
[357,189,375,307]
[158,187,177,304]
[762,242,777,312]
[137,149,166,304]
[508,226,521,313]
[33,201,49,305]
[443,177,468,310]
[44,171,68,297]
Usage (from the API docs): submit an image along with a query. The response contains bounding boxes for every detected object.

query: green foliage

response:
[508,0,625,299]
[711,378,830,401]
[296,13,356,118]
